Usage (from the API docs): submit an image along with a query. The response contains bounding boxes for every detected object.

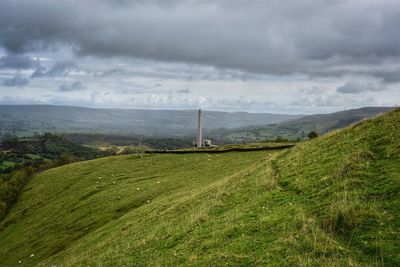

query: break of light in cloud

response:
[0,0,399,114]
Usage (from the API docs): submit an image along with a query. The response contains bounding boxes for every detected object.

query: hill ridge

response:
[222,106,396,141]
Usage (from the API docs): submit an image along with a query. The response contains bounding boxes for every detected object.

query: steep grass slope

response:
[0,151,267,266]
[0,109,399,266]
[274,108,400,265]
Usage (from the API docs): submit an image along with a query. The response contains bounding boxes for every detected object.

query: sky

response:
[0,0,399,114]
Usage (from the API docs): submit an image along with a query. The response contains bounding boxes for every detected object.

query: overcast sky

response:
[0,0,399,114]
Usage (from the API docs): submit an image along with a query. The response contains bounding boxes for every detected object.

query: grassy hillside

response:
[0,151,267,266]
[273,108,400,265]
[222,107,395,141]
[62,133,194,151]
[0,133,113,221]
[0,109,399,266]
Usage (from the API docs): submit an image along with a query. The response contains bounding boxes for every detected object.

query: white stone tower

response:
[197,109,203,148]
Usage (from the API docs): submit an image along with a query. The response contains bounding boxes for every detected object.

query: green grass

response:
[0,151,268,266]
[273,109,400,266]
[0,161,16,172]
[0,161,16,168]
[211,142,294,150]
[225,122,318,141]
[177,142,294,152]
[24,154,43,160]
[0,109,399,266]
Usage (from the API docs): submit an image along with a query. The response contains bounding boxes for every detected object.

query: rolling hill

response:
[221,107,396,141]
[0,105,300,138]
[0,108,399,266]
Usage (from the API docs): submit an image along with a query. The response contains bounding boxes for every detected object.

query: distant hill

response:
[0,105,300,138]
[0,109,398,266]
[221,107,396,141]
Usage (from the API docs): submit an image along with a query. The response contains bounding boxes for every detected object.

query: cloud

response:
[370,70,400,83]
[57,81,85,91]
[336,81,385,94]
[0,0,400,81]
[95,68,127,77]
[176,89,189,94]
[31,61,75,78]
[0,55,40,69]
[2,74,29,86]
[291,86,380,111]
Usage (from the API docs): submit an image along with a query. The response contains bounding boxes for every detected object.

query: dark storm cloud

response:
[2,74,29,86]
[336,81,385,94]
[0,55,40,69]
[31,61,75,78]
[0,0,400,80]
[57,81,85,92]
[369,70,400,83]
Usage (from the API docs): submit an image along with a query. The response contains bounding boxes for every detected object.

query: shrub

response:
[308,131,319,139]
